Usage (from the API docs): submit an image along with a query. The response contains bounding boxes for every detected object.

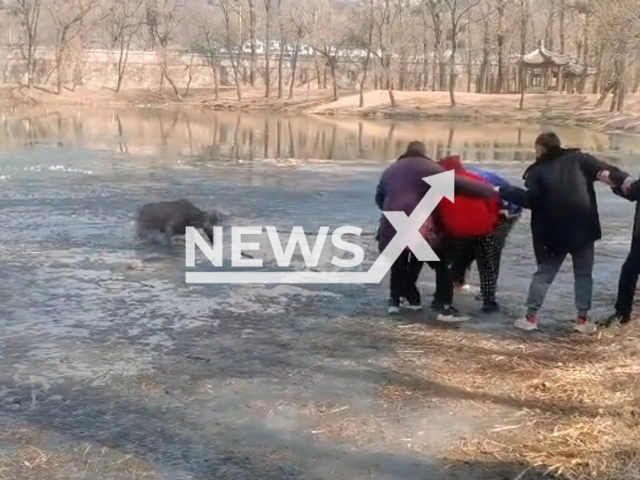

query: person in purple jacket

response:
[375,141,497,321]
[450,168,522,313]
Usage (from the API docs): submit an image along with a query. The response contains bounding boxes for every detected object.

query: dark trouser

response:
[526,242,595,317]
[389,250,424,303]
[615,234,640,317]
[450,216,519,304]
[427,245,454,308]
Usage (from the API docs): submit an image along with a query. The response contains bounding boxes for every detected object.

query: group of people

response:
[375,132,640,335]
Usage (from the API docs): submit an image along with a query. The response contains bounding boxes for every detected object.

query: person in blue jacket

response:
[449,168,522,313]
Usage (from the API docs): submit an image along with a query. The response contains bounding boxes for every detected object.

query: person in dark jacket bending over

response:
[375,141,497,320]
[498,132,632,334]
[599,177,640,327]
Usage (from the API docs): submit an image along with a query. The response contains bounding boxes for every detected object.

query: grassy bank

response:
[3,85,640,135]
[377,321,640,480]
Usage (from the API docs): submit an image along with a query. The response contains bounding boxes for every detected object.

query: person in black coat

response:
[498,132,632,334]
[599,177,640,327]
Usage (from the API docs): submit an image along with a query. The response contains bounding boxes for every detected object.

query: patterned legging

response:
[449,216,520,304]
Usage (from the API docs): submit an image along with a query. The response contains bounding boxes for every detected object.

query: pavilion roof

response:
[563,62,597,76]
[522,46,575,67]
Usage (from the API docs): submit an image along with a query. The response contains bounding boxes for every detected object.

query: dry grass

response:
[0,425,160,480]
[375,321,640,480]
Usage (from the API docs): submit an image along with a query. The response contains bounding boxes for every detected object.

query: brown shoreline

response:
[2,86,640,136]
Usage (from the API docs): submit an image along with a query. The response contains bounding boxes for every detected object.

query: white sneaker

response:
[454,283,473,293]
[436,313,469,323]
[401,299,423,311]
[435,305,469,323]
[574,318,597,335]
[387,298,401,315]
[514,316,538,331]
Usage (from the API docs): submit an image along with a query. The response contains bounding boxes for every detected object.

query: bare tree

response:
[494,0,505,92]
[9,0,42,88]
[518,0,529,110]
[558,0,565,54]
[371,0,402,106]
[475,0,492,93]
[276,0,285,98]
[592,0,640,112]
[47,0,100,94]
[286,4,305,99]
[443,0,482,106]
[573,0,592,93]
[421,0,447,91]
[351,0,375,107]
[296,0,347,101]
[191,5,223,101]
[104,0,144,92]
[262,0,273,97]
[242,0,258,87]
[217,0,243,101]
[152,0,185,99]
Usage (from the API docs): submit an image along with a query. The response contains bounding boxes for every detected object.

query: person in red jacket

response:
[375,142,496,320]
[448,167,523,313]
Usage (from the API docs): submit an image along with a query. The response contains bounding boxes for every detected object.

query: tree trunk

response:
[518,0,528,110]
[330,57,339,101]
[277,42,285,99]
[578,12,589,94]
[277,2,285,99]
[360,1,374,107]
[360,49,372,107]
[212,63,219,101]
[185,54,196,97]
[55,50,63,94]
[448,52,456,106]
[398,51,406,91]
[592,45,603,93]
[476,21,490,93]
[264,1,271,98]
[422,36,429,90]
[546,0,555,50]
[248,0,257,87]
[288,43,299,99]
[495,0,505,93]
[614,58,627,113]
[595,80,614,108]
[559,0,565,54]
[313,52,322,89]
[116,36,131,93]
[382,54,396,107]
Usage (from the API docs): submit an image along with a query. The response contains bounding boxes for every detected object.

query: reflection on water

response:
[1,108,639,163]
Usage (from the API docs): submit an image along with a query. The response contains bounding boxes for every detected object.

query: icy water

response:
[0,108,639,479]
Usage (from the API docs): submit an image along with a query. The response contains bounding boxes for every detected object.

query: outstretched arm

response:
[453,175,498,199]
[418,159,497,199]
[578,153,631,188]
[497,171,541,210]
